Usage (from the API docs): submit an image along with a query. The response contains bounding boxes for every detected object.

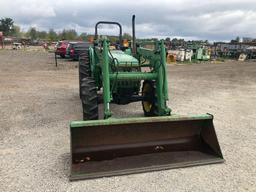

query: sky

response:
[0,0,256,41]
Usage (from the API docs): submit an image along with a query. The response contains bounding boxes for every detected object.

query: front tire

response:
[142,80,158,116]
[81,77,98,120]
[79,51,91,98]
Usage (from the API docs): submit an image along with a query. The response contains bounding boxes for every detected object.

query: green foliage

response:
[59,29,77,40]
[165,37,171,42]
[108,35,118,42]
[0,17,14,36]
[24,28,80,41]
[123,33,132,40]
[27,27,38,40]
[79,33,88,41]
[48,29,58,41]
[38,31,47,39]
[12,25,22,37]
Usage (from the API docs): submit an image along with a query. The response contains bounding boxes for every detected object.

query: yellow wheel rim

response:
[142,83,152,112]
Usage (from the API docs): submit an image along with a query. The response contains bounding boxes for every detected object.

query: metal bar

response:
[109,72,157,81]
[160,40,169,100]
[70,114,213,128]
[132,15,136,55]
[102,40,111,118]
[55,52,57,67]
[156,42,165,115]
[95,21,122,44]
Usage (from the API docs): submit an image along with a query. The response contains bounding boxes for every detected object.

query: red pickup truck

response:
[55,41,69,58]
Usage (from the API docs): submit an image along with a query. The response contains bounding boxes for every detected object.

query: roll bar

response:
[94,21,122,44]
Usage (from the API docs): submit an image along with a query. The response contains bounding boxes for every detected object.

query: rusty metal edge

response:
[69,157,224,181]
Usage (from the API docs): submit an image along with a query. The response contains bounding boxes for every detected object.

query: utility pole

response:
[0,32,3,49]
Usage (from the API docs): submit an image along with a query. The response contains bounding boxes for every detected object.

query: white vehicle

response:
[12,42,22,50]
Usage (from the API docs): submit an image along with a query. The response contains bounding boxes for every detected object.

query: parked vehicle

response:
[66,42,91,60]
[55,41,69,58]
[12,42,22,50]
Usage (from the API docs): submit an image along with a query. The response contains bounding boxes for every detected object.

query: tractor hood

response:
[109,50,139,66]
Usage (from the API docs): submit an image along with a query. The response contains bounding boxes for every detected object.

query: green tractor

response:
[70,15,224,180]
[78,21,170,119]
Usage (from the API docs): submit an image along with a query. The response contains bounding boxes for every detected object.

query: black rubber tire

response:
[142,80,158,116]
[60,54,65,58]
[81,77,98,120]
[79,51,91,98]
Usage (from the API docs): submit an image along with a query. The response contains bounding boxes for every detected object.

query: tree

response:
[123,33,132,40]
[38,31,47,39]
[12,25,21,37]
[59,29,77,40]
[48,29,58,41]
[165,37,171,49]
[165,37,171,42]
[79,32,87,41]
[108,35,118,43]
[27,27,38,40]
[0,17,14,36]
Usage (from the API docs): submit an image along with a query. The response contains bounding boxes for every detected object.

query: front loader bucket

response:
[70,114,224,180]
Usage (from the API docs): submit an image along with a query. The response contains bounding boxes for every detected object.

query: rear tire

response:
[79,51,91,98]
[81,77,98,120]
[142,80,158,116]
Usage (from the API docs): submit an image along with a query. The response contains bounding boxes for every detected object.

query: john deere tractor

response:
[70,15,224,180]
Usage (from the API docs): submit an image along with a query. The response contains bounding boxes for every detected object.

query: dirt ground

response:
[0,50,255,192]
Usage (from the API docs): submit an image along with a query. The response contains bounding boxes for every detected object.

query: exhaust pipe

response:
[132,15,136,55]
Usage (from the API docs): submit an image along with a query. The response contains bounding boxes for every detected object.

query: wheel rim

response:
[142,83,153,113]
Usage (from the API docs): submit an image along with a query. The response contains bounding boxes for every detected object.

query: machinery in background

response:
[167,49,193,63]
[12,42,22,50]
[193,47,211,61]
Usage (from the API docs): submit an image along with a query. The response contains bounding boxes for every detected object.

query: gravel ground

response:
[0,50,255,192]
